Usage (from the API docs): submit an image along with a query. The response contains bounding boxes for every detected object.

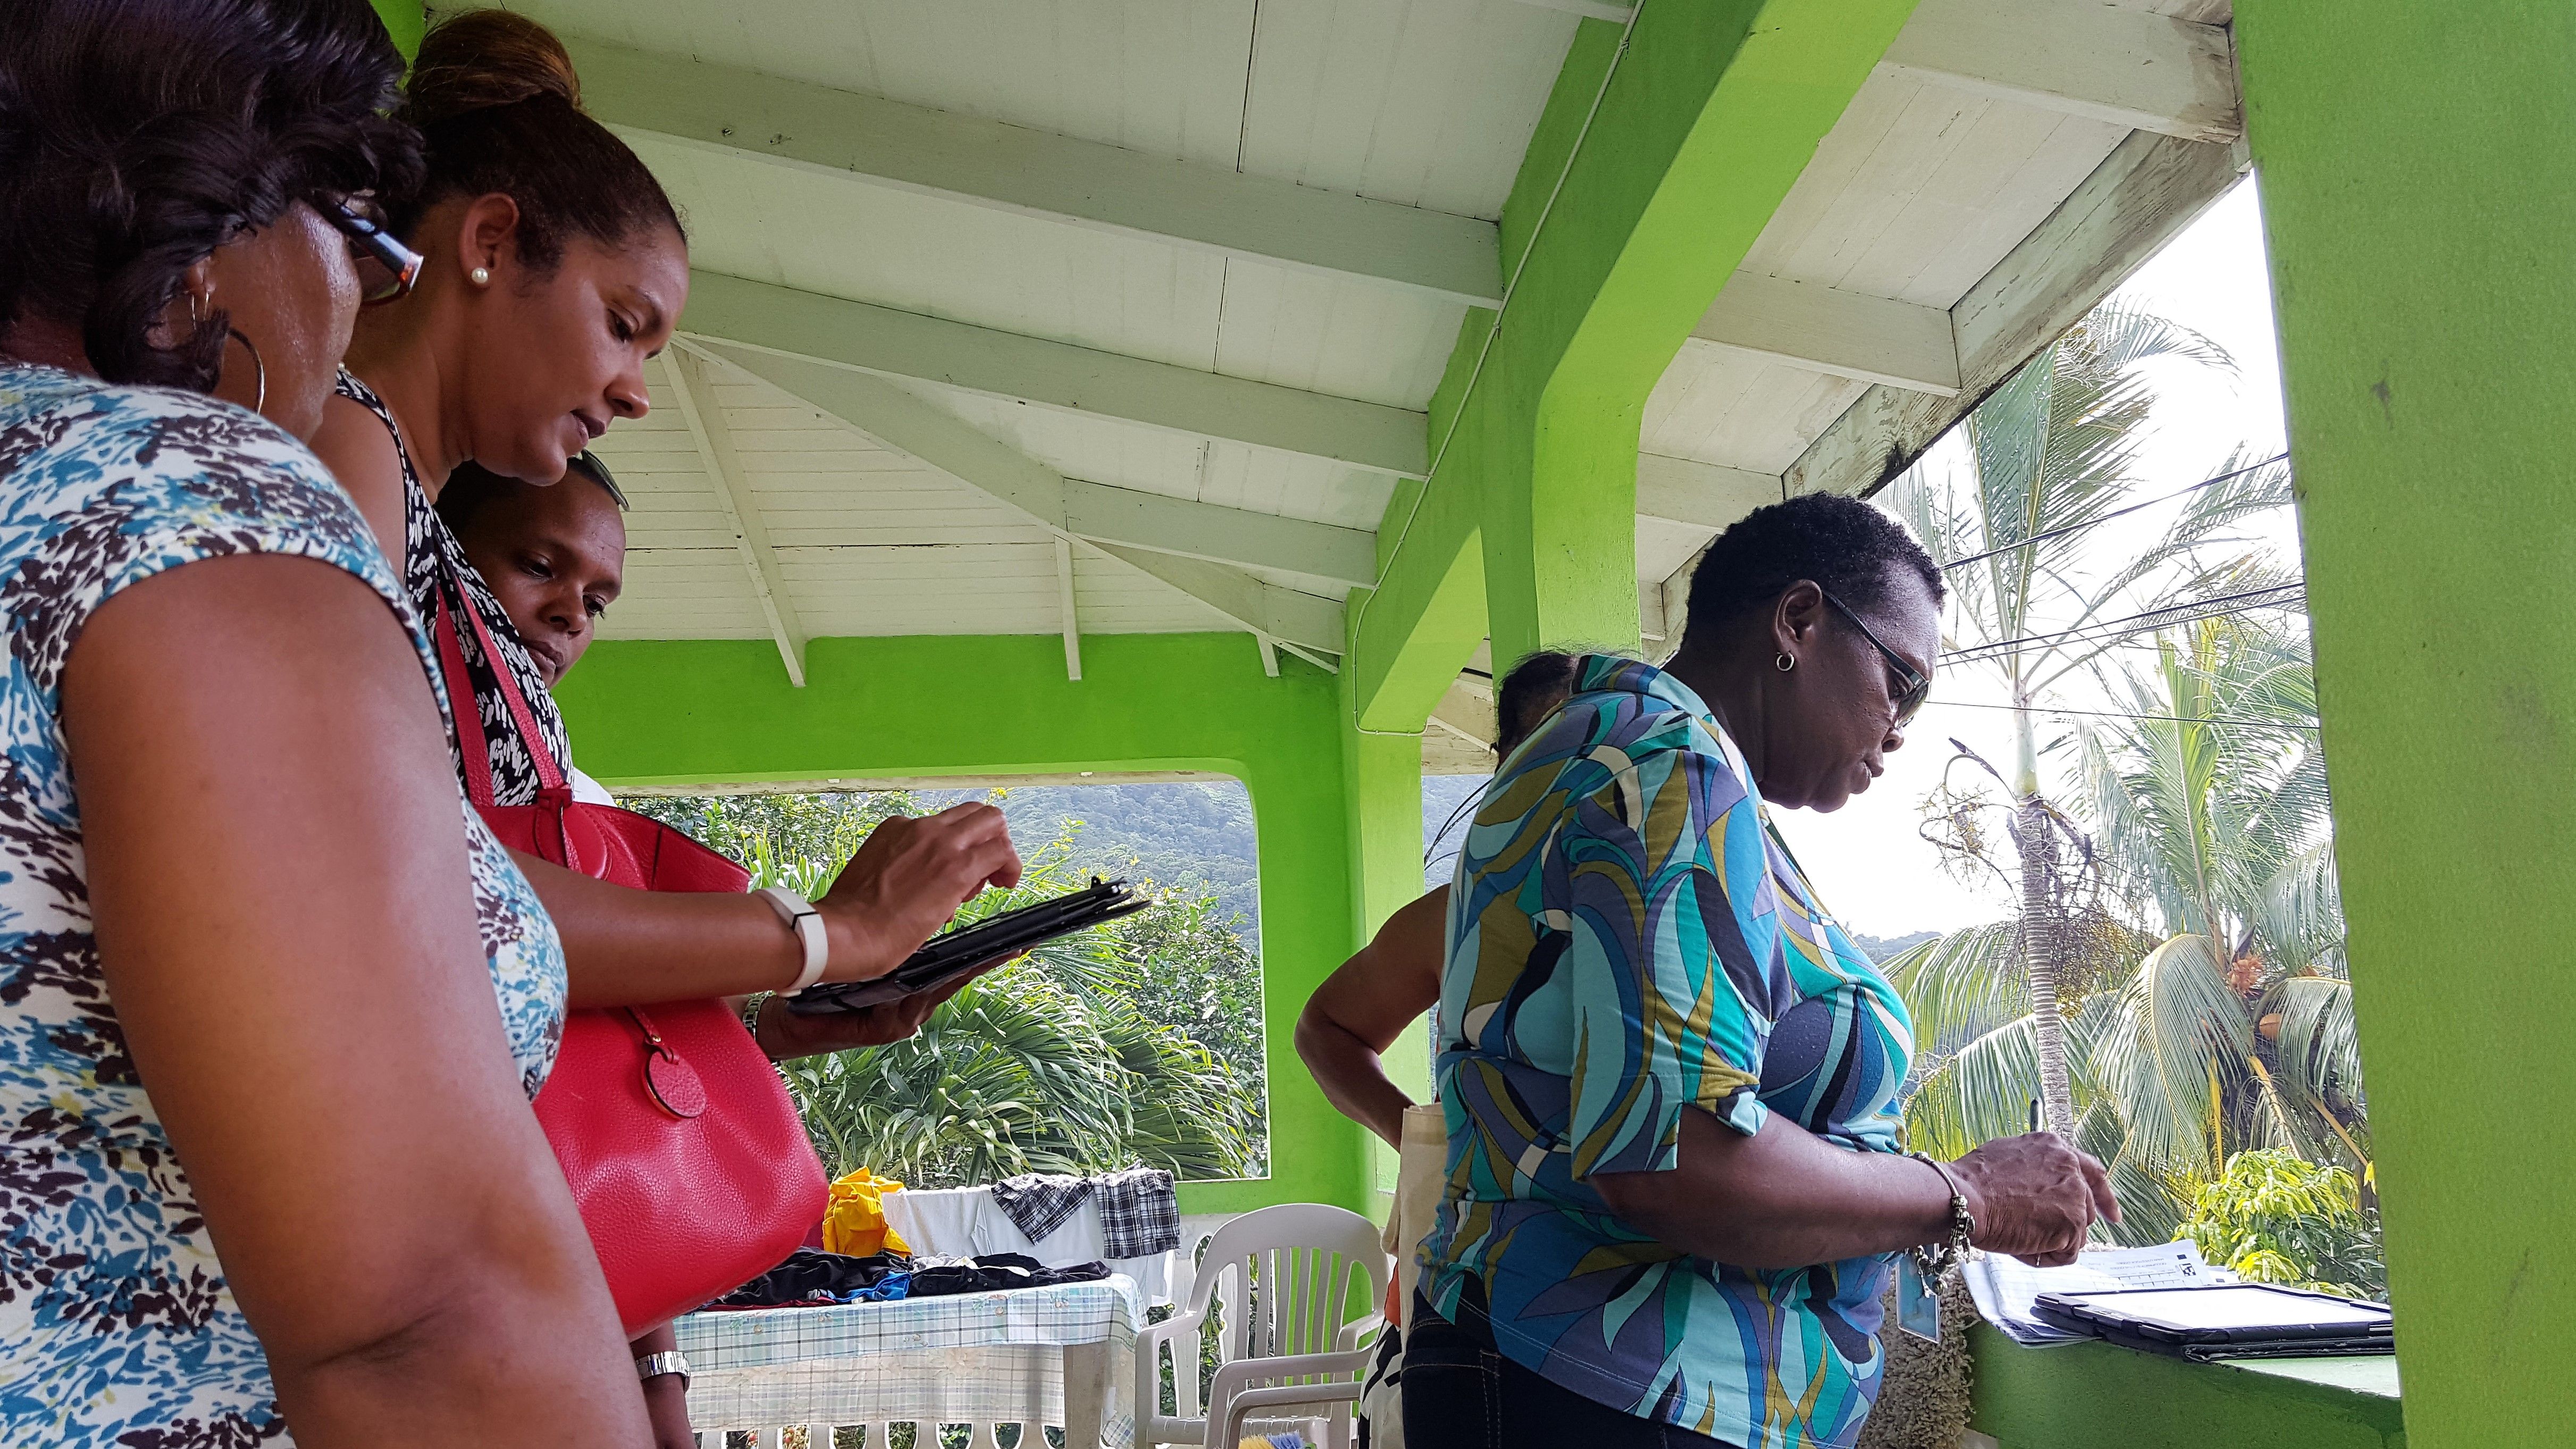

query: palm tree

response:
[1894,614,2361,1240]
[1882,300,2283,1135]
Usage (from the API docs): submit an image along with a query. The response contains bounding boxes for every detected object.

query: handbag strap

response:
[431,580,567,803]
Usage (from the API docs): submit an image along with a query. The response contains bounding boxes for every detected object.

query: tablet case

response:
[2032,1284,2393,1362]
[785,877,1150,1014]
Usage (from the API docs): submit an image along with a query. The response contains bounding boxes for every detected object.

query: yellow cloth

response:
[821,1167,910,1257]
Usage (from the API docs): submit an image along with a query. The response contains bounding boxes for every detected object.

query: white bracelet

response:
[756,886,829,993]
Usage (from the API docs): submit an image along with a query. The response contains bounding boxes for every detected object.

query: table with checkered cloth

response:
[675,1275,1142,1446]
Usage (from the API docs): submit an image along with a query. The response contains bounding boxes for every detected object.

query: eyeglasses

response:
[1820,588,1932,727]
[321,196,422,306]
[570,449,628,509]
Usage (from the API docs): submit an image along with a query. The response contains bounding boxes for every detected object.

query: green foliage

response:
[2181,1149,2385,1298]
[623,787,1269,1183]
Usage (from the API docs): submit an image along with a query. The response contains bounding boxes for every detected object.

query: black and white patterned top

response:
[333,370,571,804]
[0,365,567,1446]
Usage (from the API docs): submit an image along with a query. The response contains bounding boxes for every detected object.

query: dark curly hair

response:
[1496,650,1579,759]
[1681,492,1944,646]
[0,0,421,390]
[394,10,684,271]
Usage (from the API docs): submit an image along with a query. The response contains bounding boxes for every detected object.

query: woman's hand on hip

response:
[1948,1132,2119,1267]
[813,803,1023,982]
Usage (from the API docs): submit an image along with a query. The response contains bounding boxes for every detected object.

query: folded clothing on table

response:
[990,1167,1180,1259]
[710,1249,1110,1309]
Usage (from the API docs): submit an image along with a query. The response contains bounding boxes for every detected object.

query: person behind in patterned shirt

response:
[1406,494,2118,1449]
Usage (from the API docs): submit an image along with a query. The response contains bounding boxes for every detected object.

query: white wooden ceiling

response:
[479,0,2246,766]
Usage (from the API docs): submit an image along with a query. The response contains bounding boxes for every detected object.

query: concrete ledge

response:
[1968,1323,2403,1449]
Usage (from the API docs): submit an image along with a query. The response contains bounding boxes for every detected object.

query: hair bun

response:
[402,9,581,126]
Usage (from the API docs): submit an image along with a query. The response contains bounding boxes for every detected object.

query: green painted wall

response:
[1348,0,1917,731]
[2235,6,2576,1445]
[555,632,1374,1216]
[1970,1329,2403,1449]
[369,0,422,61]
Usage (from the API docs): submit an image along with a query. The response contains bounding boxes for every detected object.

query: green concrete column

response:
[1339,670,1428,1216]
[1349,0,1918,724]
[368,0,422,61]
[2236,6,2576,1444]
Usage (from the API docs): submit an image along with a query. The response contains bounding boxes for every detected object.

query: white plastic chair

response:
[1136,1203,1390,1449]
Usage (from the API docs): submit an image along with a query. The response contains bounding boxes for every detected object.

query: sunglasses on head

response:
[321,195,423,306]
[1819,588,1932,727]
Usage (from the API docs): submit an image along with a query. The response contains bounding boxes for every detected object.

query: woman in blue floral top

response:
[0,2,657,1444]
[1408,496,2120,1449]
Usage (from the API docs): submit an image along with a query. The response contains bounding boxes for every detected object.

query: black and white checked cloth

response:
[991,1173,1093,1243]
[1093,1167,1179,1258]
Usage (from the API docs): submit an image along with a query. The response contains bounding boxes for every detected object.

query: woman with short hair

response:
[1406,493,2118,1449]
[0,1,654,1442]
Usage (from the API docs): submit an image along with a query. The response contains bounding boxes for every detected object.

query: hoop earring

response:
[1775,652,1795,673]
[225,326,266,416]
[468,265,492,287]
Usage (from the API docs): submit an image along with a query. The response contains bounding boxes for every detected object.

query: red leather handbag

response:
[434,590,828,1335]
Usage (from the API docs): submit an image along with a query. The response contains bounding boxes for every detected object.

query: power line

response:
[1929,699,2320,733]
[1936,452,2292,572]
[1939,584,2307,667]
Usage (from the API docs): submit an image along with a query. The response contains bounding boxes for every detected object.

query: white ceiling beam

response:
[1061,479,1374,589]
[1503,0,1637,20]
[1636,453,1783,533]
[1430,676,1498,749]
[689,344,1345,656]
[1883,0,2241,144]
[682,270,1428,479]
[1055,537,1081,682]
[662,349,808,686]
[1783,131,2245,506]
[567,35,1502,308]
[1654,132,2244,615]
[701,340,1380,585]
[1686,271,1960,396]
[1091,543,1345,656]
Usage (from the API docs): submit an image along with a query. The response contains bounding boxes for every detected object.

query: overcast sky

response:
[1770,177,2301,940]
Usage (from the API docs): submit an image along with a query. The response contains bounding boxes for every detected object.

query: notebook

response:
[786,877,1151,1014]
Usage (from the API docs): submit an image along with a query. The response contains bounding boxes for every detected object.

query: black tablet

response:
[2034,1284,2392,1360]
[785,877,1151,1015]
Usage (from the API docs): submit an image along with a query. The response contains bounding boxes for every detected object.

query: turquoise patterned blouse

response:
[0,366,567,1446]
[1421,656,1915,1449]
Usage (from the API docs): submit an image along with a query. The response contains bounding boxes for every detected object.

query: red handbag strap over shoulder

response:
[431,582,568,805]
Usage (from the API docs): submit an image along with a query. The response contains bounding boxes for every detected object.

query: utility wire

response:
[1939,584,2306,667]
[1937,452,2292,572]
[1928,698,2320,733]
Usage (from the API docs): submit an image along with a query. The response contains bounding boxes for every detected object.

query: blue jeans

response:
[1401,1288,1741,1449]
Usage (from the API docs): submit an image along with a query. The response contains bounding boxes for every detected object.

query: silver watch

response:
[636,1349,691,1384]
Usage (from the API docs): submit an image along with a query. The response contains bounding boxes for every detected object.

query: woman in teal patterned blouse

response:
[1408,495,2118,1449]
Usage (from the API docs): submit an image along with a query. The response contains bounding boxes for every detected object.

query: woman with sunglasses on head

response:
[0,1,661,1443]
[1404,495,2117,1449]
[307,12,1019,1075]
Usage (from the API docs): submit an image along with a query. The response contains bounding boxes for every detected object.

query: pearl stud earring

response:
[468,265,492,287]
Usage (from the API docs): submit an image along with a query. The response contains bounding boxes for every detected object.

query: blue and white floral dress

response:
[0,365,568,1446]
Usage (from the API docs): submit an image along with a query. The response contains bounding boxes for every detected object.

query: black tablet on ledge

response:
[2032,1283,2393,1361]
[785,877,1151,1015]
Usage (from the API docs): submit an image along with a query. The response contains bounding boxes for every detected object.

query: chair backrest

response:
[1191,1203,1388,1365]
